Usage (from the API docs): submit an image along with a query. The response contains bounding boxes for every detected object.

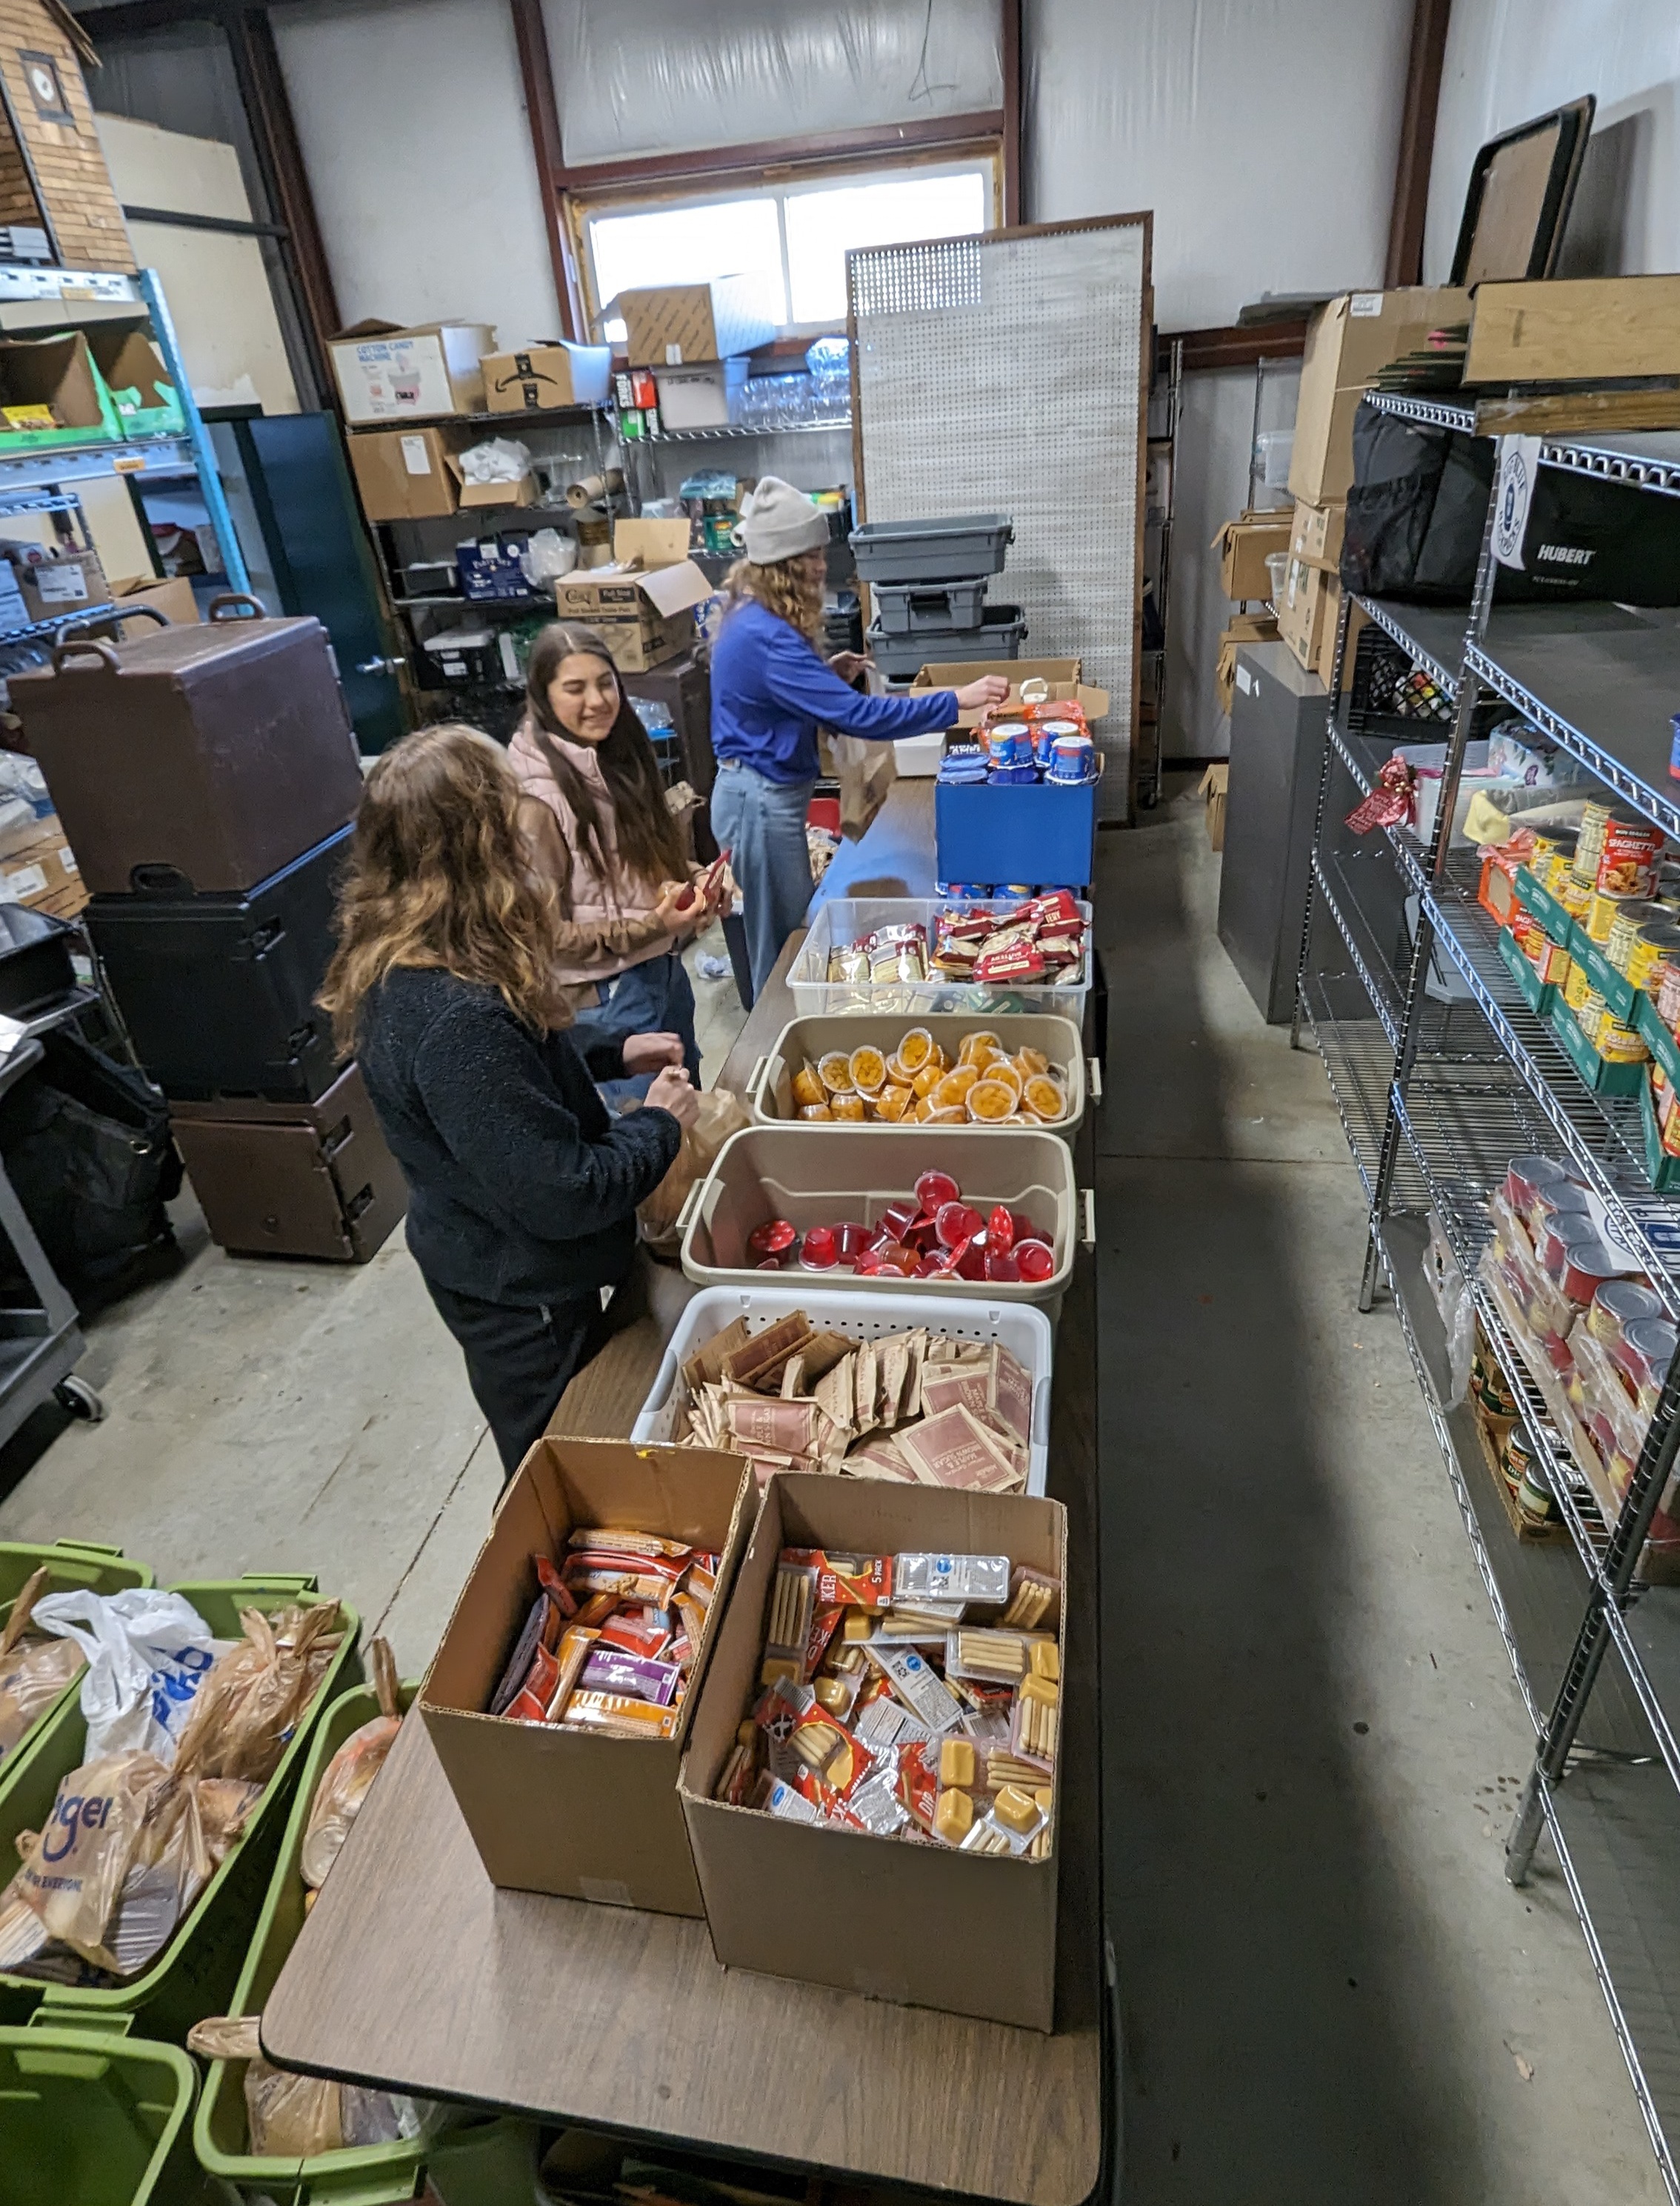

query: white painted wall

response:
[1024,0,1410,758]
[270,0,560,347]
[1424,1,1680,281]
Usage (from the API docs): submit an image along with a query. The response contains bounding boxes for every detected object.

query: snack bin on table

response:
[196,1674,541,2205]
[747,1010,1093,1142]
[0,2013,201,2206]
[677,1126,1089,1314]
[790,898,1093,1020]
[0,1574,360,2036]
[632,1283,1055,1495]
[678,1471,1067,2030]
[0,1541,154,1809]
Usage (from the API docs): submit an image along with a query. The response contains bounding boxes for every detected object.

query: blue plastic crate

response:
[936,773,1099,891]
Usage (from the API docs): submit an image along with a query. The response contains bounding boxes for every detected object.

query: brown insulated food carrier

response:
[10,604,364,895]
[170,1062,407,1262]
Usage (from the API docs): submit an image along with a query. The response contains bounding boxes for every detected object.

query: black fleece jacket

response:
[358,966,682,1307]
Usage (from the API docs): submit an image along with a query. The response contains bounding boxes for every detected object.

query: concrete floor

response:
[0,818,1659,2199]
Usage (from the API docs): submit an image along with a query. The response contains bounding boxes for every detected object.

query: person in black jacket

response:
[320,722,698,1476]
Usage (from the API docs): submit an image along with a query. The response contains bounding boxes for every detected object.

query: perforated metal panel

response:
[850,219,1148,821]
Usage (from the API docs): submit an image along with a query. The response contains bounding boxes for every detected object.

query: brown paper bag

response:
[0,1567,83,1760]
[638,1087,752,1256]
[832,730,897,840]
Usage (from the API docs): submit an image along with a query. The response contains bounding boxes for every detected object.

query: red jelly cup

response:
[988,1204,1016,1256]
[801,1225,839,1270]
[1010,1210,1037,1244]
[836,1220,872,1266]
[936,1200,984,1249]
[748,1218,797,1259]
[956,1245,986,1281]
[986,1252,1021,1282]
[1015,1239,1055,1282]
[915,1170,960,1214]
[916,1253,945,1276]
[880,1199,921,1241]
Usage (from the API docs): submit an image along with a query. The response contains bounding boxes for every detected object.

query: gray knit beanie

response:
[739,476,830,564]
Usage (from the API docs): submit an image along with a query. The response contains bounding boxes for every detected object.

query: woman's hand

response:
[646,1064,699,1130]
[653,879,697,937]
[954,675,1012,710]
[623,1030,684,1075]
[828,649,872,684]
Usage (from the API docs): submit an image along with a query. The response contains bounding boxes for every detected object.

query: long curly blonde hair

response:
[724,549,824,641]
[319,722,566,1053]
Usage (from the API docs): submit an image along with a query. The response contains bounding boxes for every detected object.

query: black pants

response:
[425,1278,622,1478]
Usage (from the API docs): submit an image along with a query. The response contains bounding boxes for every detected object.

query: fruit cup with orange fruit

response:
[789,1027,1067,1126]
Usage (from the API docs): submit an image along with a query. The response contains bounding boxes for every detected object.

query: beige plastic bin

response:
[678,1125,1088,1309]
[747,1011,1094,1142]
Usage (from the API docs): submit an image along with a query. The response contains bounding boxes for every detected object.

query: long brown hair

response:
[523,622,687,914]
[724,551,824,641]
[319,722,566,1052]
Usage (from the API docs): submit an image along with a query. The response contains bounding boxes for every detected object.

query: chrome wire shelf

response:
[1362,388,1477,435]
[644,418,851,444]
[1537,433,1680,501]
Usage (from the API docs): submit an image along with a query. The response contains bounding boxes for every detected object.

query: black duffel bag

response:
[0,1027,181,1296]
[1340,398,1680,605]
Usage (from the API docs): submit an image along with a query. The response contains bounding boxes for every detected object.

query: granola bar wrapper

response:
[895,1405,1024,1493]
[725,1395,827,1460]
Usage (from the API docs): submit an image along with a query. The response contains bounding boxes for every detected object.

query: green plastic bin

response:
[0,1542,154,1805]
[0,2012,202,2206]
[196,1675,433,2202]
[0,1574,360,2039]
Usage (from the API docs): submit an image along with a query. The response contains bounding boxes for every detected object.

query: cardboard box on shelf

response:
[85,327,183,436]
[679,1471,1068,2031]
[1199,763,1228,852]
[553,517,712,670]
[908,656,1110,727]
[613,278,780,367]
[1275,553,1338,674]
[1211,510,1293,601]
[108,574,199,636]
[1216,613,1279,715]
[0,814,83,918]
[1290,285,1470,505]
[1290,499,1345,568]
[347,426,470,521]
[449,458,539,510]
[0,331,122,449]
[1464,276,1680,385]
[11,546,108,625]
[328,320,495,425]
[655,358,749,431]
[420,1434,754,1917]
[481,342,613,415]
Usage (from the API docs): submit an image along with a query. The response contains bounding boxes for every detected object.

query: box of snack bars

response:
[421,1436,754,1916]
[679,1471,1066,2028]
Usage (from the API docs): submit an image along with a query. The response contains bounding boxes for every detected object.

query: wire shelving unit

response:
[1294,387,1680,2201]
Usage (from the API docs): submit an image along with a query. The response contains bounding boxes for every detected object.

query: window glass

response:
[588,196,786,328]
[784,170,990,323]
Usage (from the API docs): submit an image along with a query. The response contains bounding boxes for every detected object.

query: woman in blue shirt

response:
[710,477,1007,994]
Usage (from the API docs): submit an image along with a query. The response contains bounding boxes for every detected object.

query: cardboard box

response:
[680,1473,1067,2030]
[0,814,82,917]
[481,342,612,414]
[1216,613,1279,715]
[420,1435,754,1917]
[909,656,1110,727]
[1211,510,1293,601]
[1199,762,1228,852]
[0,332,122,450]
[655,358,748,431]
[347,426,469,521]
[553,518,711,668]
[1290,499,1345,568]
[108,574,199,637]
[328,320,494,425]
[1275,553,1337,674]
[85,327,184,436]
[449,458,538,510]
[1290,286,1469,504]
[13,547,108,626]
[614,279,780,368]
[1464,276,1680,385]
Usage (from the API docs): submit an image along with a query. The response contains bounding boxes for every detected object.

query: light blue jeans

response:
[570,947,702,1104]
[710,761,816,999]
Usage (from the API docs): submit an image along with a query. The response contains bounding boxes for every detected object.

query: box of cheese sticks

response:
[679,1471,1066,2028]
[420,1436,754,1916]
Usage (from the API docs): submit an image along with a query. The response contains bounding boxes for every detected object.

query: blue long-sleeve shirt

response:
[710,598,959,785]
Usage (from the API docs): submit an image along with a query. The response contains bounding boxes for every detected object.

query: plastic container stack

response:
[851,514,1023,681]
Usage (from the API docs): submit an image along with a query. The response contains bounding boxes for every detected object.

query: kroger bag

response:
[17,1750,173,1964]
[30,1587,221,1762]
[0,1567,84,1761]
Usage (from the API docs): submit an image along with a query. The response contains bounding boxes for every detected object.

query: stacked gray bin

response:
[851,515,1024,679]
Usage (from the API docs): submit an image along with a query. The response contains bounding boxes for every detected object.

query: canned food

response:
[1561,1238,1626,1305]
[1506,1155,1570,1211]
[1559,875,1593,922]
[1596,1016,1649,1064]
[1563,958,1593,1013]
[1606,900,1669,973]
[1659,960,1680,1030]
[1516,1461,1556,1523]
[1530,825,1577,864]
[1598,810,1668,898]
[1630,924,1680,993]
[1589,1278,1664,1347]
[1574,799,1611,885]
[1579,988,1607,1045]
[1587,890,1628,946]
[1503,1430,1536,1498]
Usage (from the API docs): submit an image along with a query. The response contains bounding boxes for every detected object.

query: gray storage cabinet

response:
[1218,643,1334,1023]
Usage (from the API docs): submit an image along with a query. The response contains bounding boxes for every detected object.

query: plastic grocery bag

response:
[30,1587,221,1762]
[301,1639,401,1889]
[188,2012,436,2158]
[171,1601,344,1787]
[97,1774,212,1978]
[17,1750,174,1964]
[0,1566,84,1761]
[638,1088,751,1255]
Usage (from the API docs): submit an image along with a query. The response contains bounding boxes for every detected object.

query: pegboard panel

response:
[850,217,1148,822]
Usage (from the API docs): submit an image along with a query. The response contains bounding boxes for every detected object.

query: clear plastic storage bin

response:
[791,897,1093,1020]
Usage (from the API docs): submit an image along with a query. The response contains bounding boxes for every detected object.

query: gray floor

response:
[0,823,1658,2199]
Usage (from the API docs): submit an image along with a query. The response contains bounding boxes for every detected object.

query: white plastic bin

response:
[747,1010,1093,1141]
[678,1124,1087,1310]
[632,1283,1055,1495]
[792,897,1093,1019]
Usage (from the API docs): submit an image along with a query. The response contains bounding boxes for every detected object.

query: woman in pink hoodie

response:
[509,622,720,1090]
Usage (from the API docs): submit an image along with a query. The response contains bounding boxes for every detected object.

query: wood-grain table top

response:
[262,911,1106,2206]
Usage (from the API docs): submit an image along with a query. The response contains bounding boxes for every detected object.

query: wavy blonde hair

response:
[319,722,566,1053]
[724,550,824,642]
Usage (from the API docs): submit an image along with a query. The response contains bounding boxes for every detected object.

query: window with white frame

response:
[579,159,998,340]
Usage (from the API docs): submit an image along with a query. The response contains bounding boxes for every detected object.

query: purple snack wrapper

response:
[579,1646,682,1707]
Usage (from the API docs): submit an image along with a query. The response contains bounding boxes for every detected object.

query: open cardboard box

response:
[553,517,712,667]
[328,319,494,424]
[679,1471,1067,2030]
[420,1435,756,1918]
[910,656,1110,729]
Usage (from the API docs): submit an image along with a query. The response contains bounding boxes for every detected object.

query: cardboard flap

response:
[613,517,694,568]
[334,318,404,339]
[636,560,713,617]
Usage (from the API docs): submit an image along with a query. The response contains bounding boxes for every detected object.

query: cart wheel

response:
[54,1376,105,1424]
